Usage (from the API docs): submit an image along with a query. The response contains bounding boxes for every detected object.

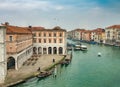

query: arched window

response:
[59,47,63,54]
[43,48,47,54]
[7,57,15,70]
[38,47,42,54]
[33,47,37,54]
[53,47,57,54]
[48,47,52,54]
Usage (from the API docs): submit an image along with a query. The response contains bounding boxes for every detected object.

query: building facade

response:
[82,30,91,41]
[0,26,7,83]
[5,23,33,70]
[105,25,120,45]
[31,26,67,55]
[91,28,105,43]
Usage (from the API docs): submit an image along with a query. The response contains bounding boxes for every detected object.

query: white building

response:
[105,25,120,45]
[0,26,7,83]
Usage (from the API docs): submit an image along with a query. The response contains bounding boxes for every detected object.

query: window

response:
[59,33,62,37]
[33,33,36,37]
[44,33,46,37]
[54,33,56,37]
[33,38,36,43]
[39,33,41,37]
[49,33,51,37]
[54,39,56,43]
[107,31,110,33]
[59,39,62,43]
[44,39,46,43]
[9,36,13,41]
[49,39,51,43]
[39,39,41,43]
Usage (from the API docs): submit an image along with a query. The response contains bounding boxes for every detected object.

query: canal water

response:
[15,42,120,87]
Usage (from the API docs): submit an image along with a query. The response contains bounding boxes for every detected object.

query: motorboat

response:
[74,44,81,50]
[80,45,87,51]
[98,52,101,57]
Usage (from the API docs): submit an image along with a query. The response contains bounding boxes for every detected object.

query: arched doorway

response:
[7,57,15,70]
[53,47,57,54]
[38,47,42,54]
[33,47,37,54]
[59,47,63,54]
[48,47,52,54]
[43,48,47,54]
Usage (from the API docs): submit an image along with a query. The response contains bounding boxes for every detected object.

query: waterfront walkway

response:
[3,55,64,87]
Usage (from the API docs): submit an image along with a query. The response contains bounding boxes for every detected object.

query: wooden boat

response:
[37,71,52,79]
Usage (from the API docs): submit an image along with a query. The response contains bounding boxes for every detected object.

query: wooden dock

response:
[60,52,72,66]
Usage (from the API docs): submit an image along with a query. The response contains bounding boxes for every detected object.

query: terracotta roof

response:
[52,26,66,31]
[31,26,66,32]
[30,27,45,31]
[84,30,91,33]
[5,25,32,34]
[106,25,120,29]
[75,29,85,31]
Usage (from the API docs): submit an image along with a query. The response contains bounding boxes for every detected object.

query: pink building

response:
[3,23,33,70]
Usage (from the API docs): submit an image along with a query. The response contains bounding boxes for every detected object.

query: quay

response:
[60,52,72,66]
[1,55,65,87]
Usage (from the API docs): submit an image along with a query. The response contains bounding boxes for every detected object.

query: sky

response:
[0,0,120,30]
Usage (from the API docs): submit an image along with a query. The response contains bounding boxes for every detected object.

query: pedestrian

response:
[37,67,40,72]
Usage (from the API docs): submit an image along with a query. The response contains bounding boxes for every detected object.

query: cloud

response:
[0,0,120,30]
[0,0,64,11]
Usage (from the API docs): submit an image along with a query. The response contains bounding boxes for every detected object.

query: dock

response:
[60,52,72,66]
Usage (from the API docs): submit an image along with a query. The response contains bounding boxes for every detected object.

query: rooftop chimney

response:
[28,26,32,28]
[5,22,9,25]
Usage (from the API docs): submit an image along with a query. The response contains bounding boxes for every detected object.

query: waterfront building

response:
[105,25,120,46]
[4,23,33,70]
[67,31,72,39]
[67,29,85,40]
[75,29,85,40]
[101,29,106,43]
[0,26,7,83]
[31,26,67,55]
[70,30,76,40]
[91,28,105,43]
[81,30,91,41]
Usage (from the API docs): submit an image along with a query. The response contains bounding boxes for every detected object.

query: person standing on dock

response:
[37,67,41,72]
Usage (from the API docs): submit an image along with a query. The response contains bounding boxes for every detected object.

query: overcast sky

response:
[0,0,120,30]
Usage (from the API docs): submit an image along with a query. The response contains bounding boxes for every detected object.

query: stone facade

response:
[0,23,67,83]
[31,26,67,55]
[0,26,7,83]
[5,24,33,70]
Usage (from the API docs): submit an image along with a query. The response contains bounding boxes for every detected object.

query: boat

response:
[67,47,72,50]
[98,52,101,57]
[80,45,87,51]
[37,71,52,79]
[74,44,81,50]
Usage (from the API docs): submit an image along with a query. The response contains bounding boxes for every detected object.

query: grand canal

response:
[15,41,120,87]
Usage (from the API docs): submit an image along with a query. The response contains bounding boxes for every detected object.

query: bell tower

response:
[0,26,7,83]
